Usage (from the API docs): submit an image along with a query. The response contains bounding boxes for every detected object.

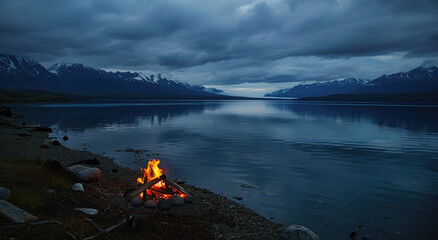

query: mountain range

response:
[0,54,222,98]
[265,66,438,98]
[265,77,368,98]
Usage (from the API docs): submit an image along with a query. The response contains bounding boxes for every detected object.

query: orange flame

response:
[137,159,165,188]
[136,159,187,200]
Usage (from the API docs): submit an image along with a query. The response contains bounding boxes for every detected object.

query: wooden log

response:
[164,180,190,197]
[127,174,166,201]
[0,200,38,223]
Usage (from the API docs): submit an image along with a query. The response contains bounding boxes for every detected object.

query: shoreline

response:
[0,110,302,239]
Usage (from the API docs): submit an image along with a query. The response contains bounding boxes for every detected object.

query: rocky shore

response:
[0,108,319,240]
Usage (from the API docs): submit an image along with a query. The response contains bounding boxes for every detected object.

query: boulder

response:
[143,200,158,208]
[77,168,101,182]
[0,187,11,201]
[0,200,38,223]
[67,165,90,174]
[130,195,143,207]
[282,225,320,240]
[72,183,84,191]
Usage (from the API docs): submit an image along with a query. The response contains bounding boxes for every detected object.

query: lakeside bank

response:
[0,108,319,239]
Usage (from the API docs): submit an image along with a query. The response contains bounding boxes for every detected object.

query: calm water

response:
[12,100,438,240]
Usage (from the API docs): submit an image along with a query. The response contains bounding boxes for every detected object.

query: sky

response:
[1,0,437,97]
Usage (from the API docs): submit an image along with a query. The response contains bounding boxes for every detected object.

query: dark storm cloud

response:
[0,0,437,86]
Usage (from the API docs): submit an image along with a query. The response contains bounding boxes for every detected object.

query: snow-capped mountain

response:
[265,77,369,98]
[0,54,222,97]
[0,54,58,90]
[352,66,438,94]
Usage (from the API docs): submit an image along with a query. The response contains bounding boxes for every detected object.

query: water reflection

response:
[12,101,438,240]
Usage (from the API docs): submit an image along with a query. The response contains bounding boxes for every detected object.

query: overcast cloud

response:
[1,0,437,96]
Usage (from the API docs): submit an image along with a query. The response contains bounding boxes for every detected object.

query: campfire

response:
[127,159,192,209]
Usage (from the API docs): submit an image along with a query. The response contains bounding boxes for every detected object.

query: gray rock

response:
[159,199,172,211]
[282,225,320,240]
[72,183,84,191]
[0,187,11,201]
[66,165,90,174]
[171,195,185,206]
[76,168,101,182]
[130,195,143,207]
[75,208,98,215]
[184,195,193,203]
[143,199,158,208]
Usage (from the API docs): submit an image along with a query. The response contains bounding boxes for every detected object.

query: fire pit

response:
[127,159,192,210]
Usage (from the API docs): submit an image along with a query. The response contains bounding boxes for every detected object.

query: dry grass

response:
[0,157,69,213]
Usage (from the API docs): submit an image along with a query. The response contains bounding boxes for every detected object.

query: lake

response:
[12,100,438,240]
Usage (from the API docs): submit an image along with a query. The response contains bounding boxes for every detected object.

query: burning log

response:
[164,179,190,197]
[127,174,166,201]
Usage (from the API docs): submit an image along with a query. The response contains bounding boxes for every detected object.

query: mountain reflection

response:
[13,102,220,131]
[269,102,438,132]
[13,101,438,133]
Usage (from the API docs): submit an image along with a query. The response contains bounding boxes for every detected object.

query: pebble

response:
[282,225,320,240]
[75,208,98,215]
[63,136,69,141]
[72,183,84,191]
[0,187,11,201]
[52,140,60,146]
[130,195,143,207]
[112,168,118,173]
[76,168,101,182]
[143,199,158,208]
[233,196,243,201]
[47,189,56,193]
[159,198,172,210]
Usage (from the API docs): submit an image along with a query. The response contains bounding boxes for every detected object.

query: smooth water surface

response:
[13,100,438,239]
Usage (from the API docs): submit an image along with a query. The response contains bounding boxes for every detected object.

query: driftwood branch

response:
[127,174,166,200]
[82,216,133,240]
[66,231,77,240]
[164,179,190,196]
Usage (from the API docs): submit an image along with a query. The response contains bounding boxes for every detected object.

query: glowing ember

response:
[136,159,187,200]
